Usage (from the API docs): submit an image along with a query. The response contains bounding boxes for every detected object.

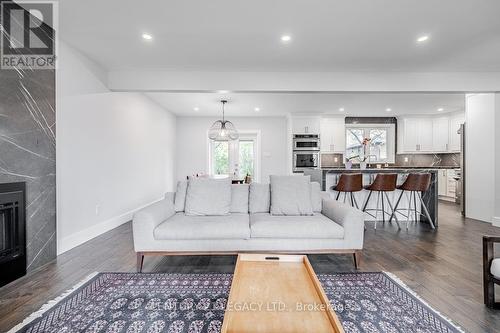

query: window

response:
[345,124,395,163]
[211,141,229,176]
[208,131,261,181]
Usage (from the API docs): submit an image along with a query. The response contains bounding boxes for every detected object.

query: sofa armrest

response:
[132,198,175,251]
[322,198,365,249]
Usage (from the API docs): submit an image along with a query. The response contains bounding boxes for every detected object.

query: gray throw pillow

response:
[310,182,322,212]
[249,183,270,213]
[270,175,313,216]
[174,180,188,212]
[231,184,249,213]
[185,178,231,215]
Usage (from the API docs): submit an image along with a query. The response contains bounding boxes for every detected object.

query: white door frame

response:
[206,130,261,182]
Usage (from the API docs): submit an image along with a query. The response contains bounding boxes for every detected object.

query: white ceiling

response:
[146,92,465,117]
[59,0,500,72]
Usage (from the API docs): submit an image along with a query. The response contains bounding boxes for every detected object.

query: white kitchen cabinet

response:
[398,115,467,153]
[438,169,458,201]
[401,118,419,152]
[446,169,457,198]
[400,118,433,153]
[418,118,433,151]
[320,117,345,153]
[449,113,464,152]
[438,169,448,196]
[292,116,321,134]
[432,117,450,152]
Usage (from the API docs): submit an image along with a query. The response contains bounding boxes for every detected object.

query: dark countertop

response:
[320,166,459,170]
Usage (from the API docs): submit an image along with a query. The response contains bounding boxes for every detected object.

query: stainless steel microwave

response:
[293,151,320,172]
[293,134,320,151]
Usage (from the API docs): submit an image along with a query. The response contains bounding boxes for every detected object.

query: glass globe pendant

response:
[208,100,239,141]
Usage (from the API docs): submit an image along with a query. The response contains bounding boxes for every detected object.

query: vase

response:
[345,161,352,169]
[359,162,367,170]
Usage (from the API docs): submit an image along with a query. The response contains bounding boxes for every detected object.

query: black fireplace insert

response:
[0,182,26,287]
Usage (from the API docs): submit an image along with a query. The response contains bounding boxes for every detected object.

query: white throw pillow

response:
[249,183,271,213]
[185,178,232,215]
[174,180,188,212]
[310,181,322,213]
[270,175,313,216]
[231,184,249,213]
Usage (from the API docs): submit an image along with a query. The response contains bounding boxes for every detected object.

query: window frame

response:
[207,130,261,182]
[345,123,396,164]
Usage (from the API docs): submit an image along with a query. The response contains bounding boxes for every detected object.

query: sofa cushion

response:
[249,183,270,213]
[270,175,313,216]
[185,178,231,215]
[492,258,500,279]
[311,182,322,213]
[231,184,249,213]
[174,180,188,212]
[250,213,344,239]
[154,213,250,240]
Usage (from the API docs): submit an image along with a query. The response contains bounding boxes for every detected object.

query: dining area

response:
[305,168,439,229]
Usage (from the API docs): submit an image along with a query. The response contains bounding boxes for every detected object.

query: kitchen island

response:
[304,168,440,227]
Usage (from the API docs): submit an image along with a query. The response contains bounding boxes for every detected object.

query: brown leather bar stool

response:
[331,173,363,208]
[362,173,401,229]
[389,173,435,229]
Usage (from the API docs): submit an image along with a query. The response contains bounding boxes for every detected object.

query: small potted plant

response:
[347,137,371,169]
[359,137,371,169]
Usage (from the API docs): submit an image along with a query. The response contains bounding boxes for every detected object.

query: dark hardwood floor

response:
[1,202,499,332]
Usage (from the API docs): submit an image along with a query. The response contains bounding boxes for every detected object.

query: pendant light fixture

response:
[208,100,239,141]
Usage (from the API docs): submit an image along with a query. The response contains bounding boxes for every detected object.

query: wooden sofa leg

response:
[137,252,144,273]
[353,251,362,270]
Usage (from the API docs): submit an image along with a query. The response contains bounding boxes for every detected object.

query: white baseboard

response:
[57,198,162,255]
[493,216,500,228]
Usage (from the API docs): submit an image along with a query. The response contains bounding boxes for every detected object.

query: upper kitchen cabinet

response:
[449,113,465,152]
[291,116,321,134]
[432,117,450,152]
[320,117,345,153]
[399,118,433,153]
[398,113,465,153]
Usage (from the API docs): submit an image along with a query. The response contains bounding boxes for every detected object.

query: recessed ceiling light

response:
[417,35,429,43]
[254,107,260,112]
[338,107,345,112]
[193,107,200,111]
[437,107,444,112]
[217,90,229,94]
[142,33,153,40]
[386,108,392,112]
[281,35,291,42]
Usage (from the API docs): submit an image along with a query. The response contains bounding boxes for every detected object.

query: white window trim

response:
[206,130,262,182]
[345,123,396,164]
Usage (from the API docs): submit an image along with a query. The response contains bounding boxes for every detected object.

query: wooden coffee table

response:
[221,254,344,333]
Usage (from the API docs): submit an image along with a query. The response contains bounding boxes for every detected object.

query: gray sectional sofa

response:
[133,176,365,272]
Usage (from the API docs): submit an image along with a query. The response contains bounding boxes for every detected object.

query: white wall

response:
[465,94,496,223]
[176,117,287,182]
[494,93,500,227]
[56,42,176,254]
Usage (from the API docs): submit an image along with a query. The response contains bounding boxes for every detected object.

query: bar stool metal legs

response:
[361,173,401,230]
[389,190,435,229]
[389,173,435,229]
[362,190,401,229]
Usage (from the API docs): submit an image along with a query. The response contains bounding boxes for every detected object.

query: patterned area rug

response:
[9,272,465,333]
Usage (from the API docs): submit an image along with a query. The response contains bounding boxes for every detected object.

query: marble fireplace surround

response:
[0,68,56,271]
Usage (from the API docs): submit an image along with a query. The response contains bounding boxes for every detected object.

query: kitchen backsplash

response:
[320,153,346,167]
[321,153,460,168]
[395,153,460,167]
